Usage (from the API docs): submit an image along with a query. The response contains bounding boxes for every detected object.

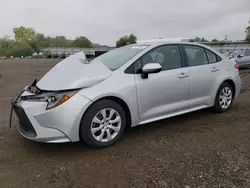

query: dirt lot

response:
[0,59,249,188]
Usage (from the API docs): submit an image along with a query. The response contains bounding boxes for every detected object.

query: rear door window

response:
[183,45,208,66]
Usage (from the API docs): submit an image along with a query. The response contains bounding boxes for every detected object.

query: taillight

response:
[235,63,240,69]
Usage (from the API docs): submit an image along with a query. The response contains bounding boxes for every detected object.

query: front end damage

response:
[9,52,112,143]
[10,80,91,143]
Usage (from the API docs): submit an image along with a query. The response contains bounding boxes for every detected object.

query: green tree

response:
[0,36,15,56]
[200,37,209,42]
[193,37,209,43]
[218,41,225,46]
[11,42,35,57]
[33,33,48,49]
[193,37,201,42]
[54,36,68,47]
[211,39,219,43]
[128,34,137,44]
[44,36,54,47]
[29,39,40,53]
[13,26,36,42]
[12,26,40,54]
[116,34,137,47]
[246,19,250,44]
[36,33,45,42]
[74,36,92,47]
[0,36,34,57]
[116,36,128,47]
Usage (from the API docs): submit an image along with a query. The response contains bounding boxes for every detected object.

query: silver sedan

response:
[11,40,242,147]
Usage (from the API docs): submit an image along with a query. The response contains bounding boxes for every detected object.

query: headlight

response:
[24,90,78,110]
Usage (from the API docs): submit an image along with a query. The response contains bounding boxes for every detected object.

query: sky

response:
[0,0,249,46]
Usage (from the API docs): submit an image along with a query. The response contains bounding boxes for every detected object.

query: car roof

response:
[136,41,209,49]
[134,38,223,57]
[136,38,207,47]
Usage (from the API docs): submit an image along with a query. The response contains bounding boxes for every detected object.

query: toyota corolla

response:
[10,39,242,148]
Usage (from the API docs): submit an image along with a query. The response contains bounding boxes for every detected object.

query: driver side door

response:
[134,44,190,122]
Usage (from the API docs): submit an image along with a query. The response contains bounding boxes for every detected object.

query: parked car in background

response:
[46,52,53,58]
[234,50,250,68]
[11,39,242,148]
[60,53,67,59]
[38,52,44,58]
[32,52,38,58]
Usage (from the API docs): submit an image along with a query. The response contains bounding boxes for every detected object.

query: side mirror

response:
[141,63,162,79]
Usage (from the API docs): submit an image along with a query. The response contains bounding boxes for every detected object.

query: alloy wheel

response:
[91,108,121,142]
[219,87,232,109]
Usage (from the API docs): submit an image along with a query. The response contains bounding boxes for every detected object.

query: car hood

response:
[36,52,112,91]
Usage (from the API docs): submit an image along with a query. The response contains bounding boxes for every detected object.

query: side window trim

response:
[179,44,189,67]
[204,49,210,64]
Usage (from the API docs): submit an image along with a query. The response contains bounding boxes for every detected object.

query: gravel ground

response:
[0,59,249,188]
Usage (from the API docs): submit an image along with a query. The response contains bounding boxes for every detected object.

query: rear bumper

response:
[234,75,242,98]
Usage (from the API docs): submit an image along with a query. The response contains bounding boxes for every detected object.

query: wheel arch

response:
[221,79,236,99]
[81,96,132,129]
[213,78,236,106]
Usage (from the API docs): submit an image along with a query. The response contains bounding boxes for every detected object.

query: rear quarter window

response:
[205,49,217,63]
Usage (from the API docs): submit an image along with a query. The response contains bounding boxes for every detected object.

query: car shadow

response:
[24,107,214,156]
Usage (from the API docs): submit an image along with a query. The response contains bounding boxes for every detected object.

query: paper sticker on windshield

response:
[131,46,148,49]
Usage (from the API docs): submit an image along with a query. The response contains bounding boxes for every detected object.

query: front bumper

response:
[12,91,91,143]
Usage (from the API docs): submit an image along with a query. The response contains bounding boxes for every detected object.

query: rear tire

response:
[213,82,234,113]
[80,100,126,148]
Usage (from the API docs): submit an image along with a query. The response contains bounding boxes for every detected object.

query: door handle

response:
[211,67,219,72]
[178,73,188,79]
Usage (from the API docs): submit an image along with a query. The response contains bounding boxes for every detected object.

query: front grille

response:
[13,105,37,138]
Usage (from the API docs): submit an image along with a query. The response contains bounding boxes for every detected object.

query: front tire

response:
[80,100,126,148]
[213,82,234,113]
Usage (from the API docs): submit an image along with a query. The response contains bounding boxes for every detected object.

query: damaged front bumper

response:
[10,92,71,143]
[10,84,91,143]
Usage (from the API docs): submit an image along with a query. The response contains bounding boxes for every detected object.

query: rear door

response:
[181,44,222,108]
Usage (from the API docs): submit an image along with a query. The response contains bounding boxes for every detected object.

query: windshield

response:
[95,45,148,71]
